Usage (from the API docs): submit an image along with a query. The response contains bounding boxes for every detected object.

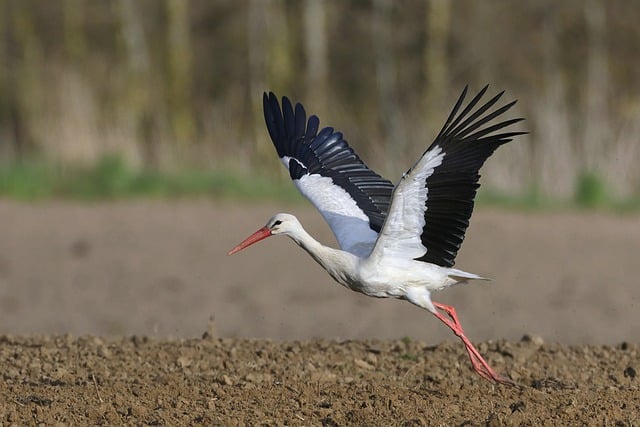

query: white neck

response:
[287,224,358,287]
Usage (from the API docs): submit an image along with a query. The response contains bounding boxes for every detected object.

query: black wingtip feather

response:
[415,86,526,268]
[294,103,307,142]
[306,115,319,139]
[435,85,470,141]
[445,90,505,140]
[263,92,285,157]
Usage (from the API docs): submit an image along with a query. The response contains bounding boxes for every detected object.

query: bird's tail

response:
[447,268,491,284]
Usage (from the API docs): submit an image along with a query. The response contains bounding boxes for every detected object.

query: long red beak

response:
[227,226,272,255]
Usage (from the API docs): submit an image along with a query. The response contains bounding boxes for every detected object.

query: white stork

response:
[228,86,525,385]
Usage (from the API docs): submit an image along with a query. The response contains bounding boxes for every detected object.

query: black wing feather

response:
[415,86,526,267]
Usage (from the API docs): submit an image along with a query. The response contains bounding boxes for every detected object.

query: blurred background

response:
[0,1,639,344]
[0,0,639,202]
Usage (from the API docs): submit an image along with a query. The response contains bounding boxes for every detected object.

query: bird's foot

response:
[433,302,516,386]
[463,339,517,386]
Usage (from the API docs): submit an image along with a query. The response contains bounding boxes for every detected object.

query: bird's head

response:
[227,213,300,255]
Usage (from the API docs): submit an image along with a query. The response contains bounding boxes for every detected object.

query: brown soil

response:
[0,335,638,425]
[0,200,639,424]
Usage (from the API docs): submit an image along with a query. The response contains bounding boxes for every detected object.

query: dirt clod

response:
[624,366,636,379]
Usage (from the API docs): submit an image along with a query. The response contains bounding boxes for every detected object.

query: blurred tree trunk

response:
[373,0,405,165]
[582,0,609,172]
[424,0,451,123]
[266,0,292,96]
[9,0,43,159]
[534,7,574,198]
[248,0,293,171]
[165,0,195,149]
[63,0,86,65]
[118,0,151,166]
[304,0,328,114]
[0,0,11,159]
[247,0,269,170]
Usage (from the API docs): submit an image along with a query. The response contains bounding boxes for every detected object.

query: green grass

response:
[478,177,640,213]
[1,156,638,212]
[477,187,548,211]
[574,171,607,208]
[0,155,301,202]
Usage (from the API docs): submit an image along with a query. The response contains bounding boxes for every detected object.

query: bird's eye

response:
[273,220,282,227]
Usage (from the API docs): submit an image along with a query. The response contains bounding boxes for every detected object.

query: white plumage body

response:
[280,213,483,310]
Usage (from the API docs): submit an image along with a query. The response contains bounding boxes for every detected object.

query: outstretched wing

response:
[263,92,395,257]
[370,86,526,267]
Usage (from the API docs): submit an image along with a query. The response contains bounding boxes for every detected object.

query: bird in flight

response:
[229,86,525,385]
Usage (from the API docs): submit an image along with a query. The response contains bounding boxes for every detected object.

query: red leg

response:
[432,302,515,386]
